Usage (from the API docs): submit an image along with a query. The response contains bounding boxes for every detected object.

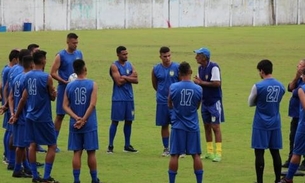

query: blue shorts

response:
[56,84,66,115]
[170,128,201,155]
[68,130,99,151]
[25,119,56,145]
[2,111,10,129]
[201,100,224,124]
[251,128,282,149]
[155,103,173,126]
[13,124,29,148]
[6,123,13,132]
[293,129,305,155]
[111,101,134,121]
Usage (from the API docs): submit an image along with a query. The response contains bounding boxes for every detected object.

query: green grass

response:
[1,25,305,183]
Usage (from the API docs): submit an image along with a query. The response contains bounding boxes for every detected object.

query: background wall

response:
[0,0,304,31]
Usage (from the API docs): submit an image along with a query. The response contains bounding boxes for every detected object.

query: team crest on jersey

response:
[126,69,130,74]
[205,75,209,80]
[169,70,174,76]
[211,116,216,122]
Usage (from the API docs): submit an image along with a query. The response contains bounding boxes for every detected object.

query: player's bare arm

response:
[50,54,68,84]
[111,64,127,86]
[8,90,14,116]
[63,90,80,122]
[13,89,28,123]
[151,69,157,91]
[168,93,173,109]
[47,75,57,101]
[288,70,301,92]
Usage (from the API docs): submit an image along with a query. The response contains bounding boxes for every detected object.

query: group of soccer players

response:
[0,32,225,183]
[0,33,101,183]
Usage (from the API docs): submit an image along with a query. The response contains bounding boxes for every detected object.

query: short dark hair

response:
[257,59,273,75]
[116,46,126,54]
[9,49,20,62]
[73,59,85,75]
[67,33,78,39]
[159,46,170,54]
[33,50,47,65]
[27,44,39,52]
[179,61,191,76]
[22,55,33,69]
[18,49,31,64]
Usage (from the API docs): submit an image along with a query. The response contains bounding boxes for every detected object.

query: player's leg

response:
[54,84,66,152]
[123,101,137,153]
[108,101,122,153]
[168,128,185,183]
[282,131,305,182]
[2,112,9,164]
[254,149,265,183]
[85,131,100,183]
[7,124,16,170]
[201,104,214,159]
[283,117,298,168]
[188,131,203,183]
[73,150,82,183]
[35,121,58,182]
[156,103,171,156]
[210,101,223,162]
[269,129,282,182]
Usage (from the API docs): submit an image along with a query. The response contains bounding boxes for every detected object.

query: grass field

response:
[0,25,305,183]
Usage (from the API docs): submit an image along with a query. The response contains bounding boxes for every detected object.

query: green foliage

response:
[0,25,305,182]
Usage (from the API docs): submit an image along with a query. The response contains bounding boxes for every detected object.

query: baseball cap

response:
[194,47,210,58]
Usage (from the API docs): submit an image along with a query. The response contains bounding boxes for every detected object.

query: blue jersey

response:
[8,65,24,93]
[288,78,303,118]
[197,61,222,106]
[252,78,285,130]
[1,65,9,104]
[153,62,179,104]
[11,73,27,125]
[57,49,83,83]
[24,70,52,122]
[65,79,97,133]
[169,81,202,132]
[110,61,134,101]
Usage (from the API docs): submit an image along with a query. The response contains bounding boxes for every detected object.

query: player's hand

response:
[74,117,86,129]
[193,76,202,85]
[0,105,8,115]
[9,114,17,124]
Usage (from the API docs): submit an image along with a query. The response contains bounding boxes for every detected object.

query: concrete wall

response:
[0,0,304,31]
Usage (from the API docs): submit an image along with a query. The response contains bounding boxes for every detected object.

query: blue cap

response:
[194,47,210,58]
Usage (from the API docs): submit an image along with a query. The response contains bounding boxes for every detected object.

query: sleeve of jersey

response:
[248,84,257,107]
[210,66,221,81]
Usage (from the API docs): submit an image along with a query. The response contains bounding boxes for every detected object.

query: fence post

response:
[66,0,71,30]
[0,0,3,26]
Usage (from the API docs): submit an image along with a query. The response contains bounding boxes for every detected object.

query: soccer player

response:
[151,46,179,156]
[0,49,19,165]
[282,59,305,170]
[168,61,203,183]
[248,59,285,183]
[193,47,224,162]
[12,50,59,183]
[27,44,40,54]
[50,33,83,152]
[8,55,33,178]
[63,59,101,183]
[107,46,139,153]
[4,49,31,170]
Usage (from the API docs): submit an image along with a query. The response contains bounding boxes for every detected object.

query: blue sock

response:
[194,170,204,183]
[30,162,39,179]
[3,130,9,159]
[43,163,53,179]
[124,124,131,147]
[90,170,98,182]
[168,170,177,183]
[8,148,15,166]
[109,123,118,146]
[286,162,299,180]
[73,169,80,182]
[14,163,22,172]
[55,130,59,140]
[162,137,169,149]
[23,159,30,170]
